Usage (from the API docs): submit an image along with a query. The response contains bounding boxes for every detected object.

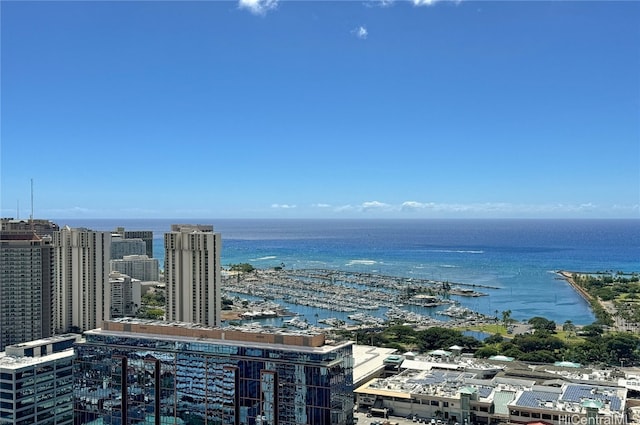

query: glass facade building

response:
[74,319,354,425]
[0,334,78,425]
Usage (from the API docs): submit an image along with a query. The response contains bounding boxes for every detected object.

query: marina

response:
[221,268,496,329]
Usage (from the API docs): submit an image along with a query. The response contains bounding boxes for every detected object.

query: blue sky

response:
[1,0,639,219]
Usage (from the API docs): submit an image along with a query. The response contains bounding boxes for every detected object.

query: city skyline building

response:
[0,230,54,351]
[0,334,78,425]
[52,227,111,334]
[1,218,60,237]
[164,224,221,327]
[110,254,159,282]
[113,227,153,258]
[73,318,354,425]
[110,235,146,260]
[108,271,140,319]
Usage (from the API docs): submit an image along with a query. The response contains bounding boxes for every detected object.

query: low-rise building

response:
[354,354,628,425]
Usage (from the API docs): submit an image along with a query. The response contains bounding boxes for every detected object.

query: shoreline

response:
[556,270,640,333]
[557,270,594,303]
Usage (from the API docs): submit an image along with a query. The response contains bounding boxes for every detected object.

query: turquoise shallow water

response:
[58,219,640,325]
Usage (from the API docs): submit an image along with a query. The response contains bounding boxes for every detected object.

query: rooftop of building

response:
[389,351,624,386]
[88,318,351,353]
[0,335,79,371]
[353,344,399,387]
[117,254,154,260]
[5,334,79,350]
[169,224,215,232]
[354,354,628,417]
[0,349,75,371]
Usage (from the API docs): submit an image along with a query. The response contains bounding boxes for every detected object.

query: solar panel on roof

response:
[478,386,493,398]
[610,397,621,411]
[516,391,560,408]
[561,385,625,413]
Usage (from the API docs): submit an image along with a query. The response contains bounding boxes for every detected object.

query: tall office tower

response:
[114,227,153,258]
[74,319,354,425]
[110,235,146,260]
[164,224,221,326]
[52,227,111,333]
[110,254,159,282]
[0,334,78,425]
[0,231,54,351]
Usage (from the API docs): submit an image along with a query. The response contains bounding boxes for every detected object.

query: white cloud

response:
[238,0,278,15]
[267,201,637,218]
[413,0,461,6]
[612,203,640,212]
[401,201,433,211]
[316,200,634,217]
[361,200,391,211]
[351,26,368,40]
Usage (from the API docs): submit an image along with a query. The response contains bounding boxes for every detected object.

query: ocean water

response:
[56,219,640,326]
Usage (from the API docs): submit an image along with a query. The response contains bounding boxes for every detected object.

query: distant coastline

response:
[55,218,640,325]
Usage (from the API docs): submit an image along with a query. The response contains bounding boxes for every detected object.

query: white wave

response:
[251,256,277,261]
[346,259,377,266]
[439,264,459,268]
[428,249,484,254]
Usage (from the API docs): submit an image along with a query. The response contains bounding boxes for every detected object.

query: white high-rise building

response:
[53,227,111,333]
[110,254,159,282]
[164,224,221,326]
[108,271,140,318]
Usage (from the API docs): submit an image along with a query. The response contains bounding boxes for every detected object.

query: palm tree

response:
[501,310,512,329]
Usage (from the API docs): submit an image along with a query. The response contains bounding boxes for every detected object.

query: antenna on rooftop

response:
[30,178,34,221]
[17,200,20,219]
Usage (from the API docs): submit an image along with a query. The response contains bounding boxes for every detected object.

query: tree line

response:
[336,316,640,367]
